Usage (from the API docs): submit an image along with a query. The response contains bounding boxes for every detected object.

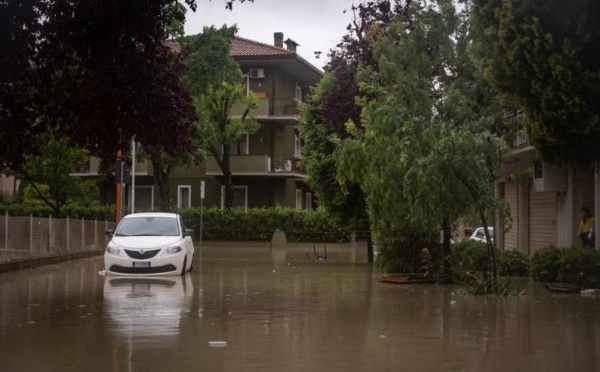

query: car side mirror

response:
[105,229,115,237]
[183,228,194,237]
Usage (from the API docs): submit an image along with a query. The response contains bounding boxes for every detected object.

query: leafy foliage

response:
[1,0,199,170]
[179,207,354,242]
[497,249,530,276]
[18,136,90,217]
[531,245,600,288]
[470,0,600,167]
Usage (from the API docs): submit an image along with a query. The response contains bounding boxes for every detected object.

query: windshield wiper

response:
[131,233,161,236]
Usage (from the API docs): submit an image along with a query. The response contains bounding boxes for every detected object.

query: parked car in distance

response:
[469,227,494,243]
[104,212,194,276]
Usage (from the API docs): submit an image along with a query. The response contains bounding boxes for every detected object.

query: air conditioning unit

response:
[249,68,265,79]
[533,161,566,192]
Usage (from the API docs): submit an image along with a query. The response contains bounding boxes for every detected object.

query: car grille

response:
[109,265,177,274]
[124,249,160,259]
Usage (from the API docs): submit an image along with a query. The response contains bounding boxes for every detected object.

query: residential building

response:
[89,32,323,212]
[496,130,599,253]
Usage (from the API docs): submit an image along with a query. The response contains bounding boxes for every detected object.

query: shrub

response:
[498,249,530,277]
[451,240,489,280]
[530,245,562,282]
[179,207,353,243]
[373,226,439,274]
[557,248,600,288]
[457,277,524,296]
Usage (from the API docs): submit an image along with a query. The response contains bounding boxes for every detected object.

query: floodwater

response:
[1,243,599,372]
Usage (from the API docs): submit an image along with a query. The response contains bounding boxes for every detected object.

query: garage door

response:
[503,182,518,250]
[529,188,557,252]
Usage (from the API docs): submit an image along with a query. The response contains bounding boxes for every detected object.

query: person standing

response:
[577,207,595,248]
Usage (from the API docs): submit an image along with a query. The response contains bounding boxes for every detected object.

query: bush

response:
[451,240,489,280]
[498,249,530,277]
[557,248,600,288]
[530,245,562,282]
[373,226,439,274]
[0,202,114,220]
[531,245,600,288]
[179,207,354,243]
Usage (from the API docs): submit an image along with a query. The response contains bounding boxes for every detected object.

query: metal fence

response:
[0,214,116,263]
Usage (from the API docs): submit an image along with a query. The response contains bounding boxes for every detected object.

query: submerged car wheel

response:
[181,257,187,276]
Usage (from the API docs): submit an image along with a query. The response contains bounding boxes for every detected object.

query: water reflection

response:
[103,275,196,342]
[0,245,599,372]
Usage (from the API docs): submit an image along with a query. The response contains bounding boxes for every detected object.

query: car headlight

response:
[161,246,183,257]
[106,244,124,257]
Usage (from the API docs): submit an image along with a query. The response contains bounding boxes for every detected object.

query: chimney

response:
[274,32,284,48]
[284,38,299,53]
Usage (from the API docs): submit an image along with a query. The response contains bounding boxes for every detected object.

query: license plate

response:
[132,261,151,268]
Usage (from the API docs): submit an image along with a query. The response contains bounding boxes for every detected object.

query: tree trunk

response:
[150,155,170,212]
[478,208,497,284]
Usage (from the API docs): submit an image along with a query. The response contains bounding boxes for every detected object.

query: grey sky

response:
[182,0,356,70]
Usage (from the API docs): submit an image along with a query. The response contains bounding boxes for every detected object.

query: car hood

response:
[110,236,183,249]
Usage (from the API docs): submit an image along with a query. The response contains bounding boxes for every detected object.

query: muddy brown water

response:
[0,243,599,372]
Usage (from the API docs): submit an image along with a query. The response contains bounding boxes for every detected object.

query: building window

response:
[221,185,248,212]
[305,192,312,211]
[294,130,302,158]
[296,189,303,209]
[224,131,249,155]
[131,186,154,211]
[242,74,249,95]
[178,185,191,209]
[295,84,302,102]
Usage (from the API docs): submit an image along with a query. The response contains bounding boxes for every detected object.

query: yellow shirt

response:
[578,216,595,234]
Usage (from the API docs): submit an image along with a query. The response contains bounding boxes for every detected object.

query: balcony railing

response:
[205,154,304,175]
[230,97,300,118]
[501,129,530,150]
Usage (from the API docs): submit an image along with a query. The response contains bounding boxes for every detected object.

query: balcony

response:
[205,154,304,176]
[230,97,300,119]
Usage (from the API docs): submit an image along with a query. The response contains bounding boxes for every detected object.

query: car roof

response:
[122,212,179,219]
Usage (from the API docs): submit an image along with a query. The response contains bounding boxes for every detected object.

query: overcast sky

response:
[182,0,357,70]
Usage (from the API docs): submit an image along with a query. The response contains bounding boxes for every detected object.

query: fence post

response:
[30,215,33,256]
[95,219,98,251]
[66,216,69,252]
[81,217,84,252]
[5,212,8,252]
[49,215,52,253]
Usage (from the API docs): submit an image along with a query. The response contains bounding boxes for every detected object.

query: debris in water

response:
[208,341,227,347]
[98,270,106,276]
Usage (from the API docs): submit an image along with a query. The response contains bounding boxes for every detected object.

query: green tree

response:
[182,26,259,210]
[336,0,514,281]
[19,135,89,217]
[194,82,259,209]
[469,0,600,167]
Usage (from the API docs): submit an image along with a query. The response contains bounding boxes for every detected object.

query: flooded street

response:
[1,243,599,372]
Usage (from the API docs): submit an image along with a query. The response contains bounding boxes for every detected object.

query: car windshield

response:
[114,217,180,237]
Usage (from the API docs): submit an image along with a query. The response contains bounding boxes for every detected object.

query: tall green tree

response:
[335,0,514,280]
[19,135,89,218]
[299,1,402,262]
[469,0,600,167]
[182,26,259,210]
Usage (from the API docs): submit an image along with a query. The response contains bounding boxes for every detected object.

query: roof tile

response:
[231,36,294,57]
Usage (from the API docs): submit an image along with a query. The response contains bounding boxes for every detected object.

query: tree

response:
[335,0,514,281]
[469,0,600,168]
[195,82,259,209]
[1,0,199,173]
[18,135,90,218]
[0,0,46,170]
[299,1,403,262]
[182,26,259,210]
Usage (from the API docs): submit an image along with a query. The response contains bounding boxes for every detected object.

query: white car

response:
[469,227,494,243]
[104,212,194,276]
